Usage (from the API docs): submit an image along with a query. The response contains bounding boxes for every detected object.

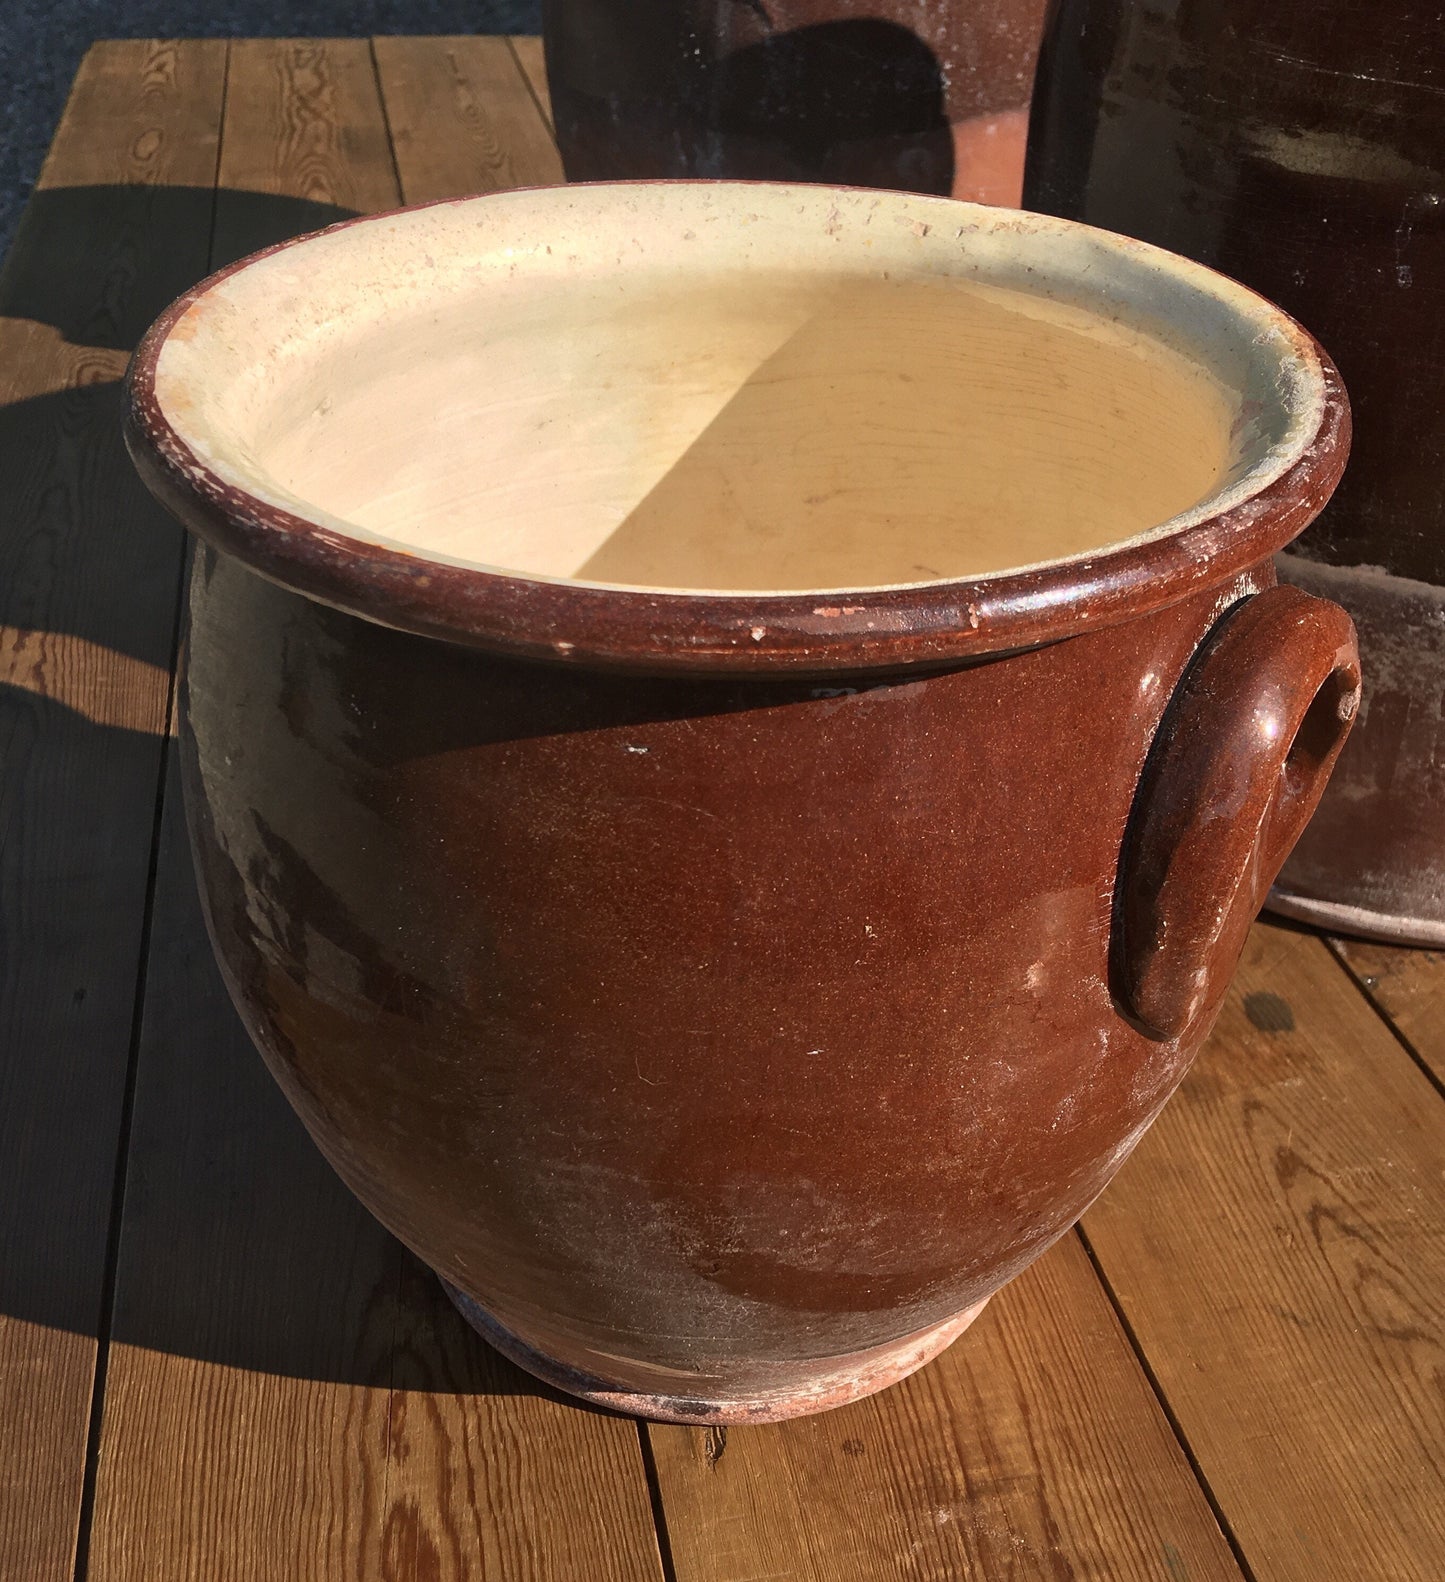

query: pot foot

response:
[440,1282,990,1424]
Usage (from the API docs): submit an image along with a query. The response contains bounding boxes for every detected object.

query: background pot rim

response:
[125,180,1351,676]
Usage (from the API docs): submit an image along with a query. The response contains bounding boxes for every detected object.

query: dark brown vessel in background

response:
[1025,0,1445,944]
[543,0,1049,203]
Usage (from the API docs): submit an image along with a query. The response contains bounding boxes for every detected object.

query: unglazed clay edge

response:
[1264,888,1445,949]
[440,1281,991,1424]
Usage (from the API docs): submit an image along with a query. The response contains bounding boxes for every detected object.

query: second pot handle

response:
[1114,584,1360,1041]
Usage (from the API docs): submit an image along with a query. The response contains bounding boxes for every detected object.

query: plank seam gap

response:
[637,1425,680,1582]
[1073,1225,1261,1582]
[505,36,560,149]
[368,39,409,204]
[1322,937,1445,1103]
[312,41,406,1536]
[377,1248,408,1540]
[69,41,231,1578]
[67,556,196,1582]
[204,41,233,274]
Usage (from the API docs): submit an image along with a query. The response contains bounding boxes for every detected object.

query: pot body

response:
[130,182,1358,1421]
[1025,0,1445,943]
[183,548,1272,1418]
[542,0,1048,203]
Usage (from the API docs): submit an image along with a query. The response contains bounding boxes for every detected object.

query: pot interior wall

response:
[261,273,1237,591]
[152,188,1313,595]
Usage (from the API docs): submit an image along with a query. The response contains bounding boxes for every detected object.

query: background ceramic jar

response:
[542,0,1049,202]
[1025,0,1445,944]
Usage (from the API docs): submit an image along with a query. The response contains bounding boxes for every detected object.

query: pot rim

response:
[125,180,1350,676]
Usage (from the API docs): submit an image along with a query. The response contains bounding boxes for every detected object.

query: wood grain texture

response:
[373,35,563,200]
[650,1233,1244,1582]
[211,38,401,267]
[1329,937,1445,1090]
[85,39,663,1582]
[1083,919,1445,1581]
[383,1257,664,1582]
[85,750,404,1582]
[0,39,224,1582]
[508,34,555,131]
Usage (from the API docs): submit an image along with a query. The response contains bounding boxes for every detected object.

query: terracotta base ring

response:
[1265,887,1445,949]
[441,1282,991,1424]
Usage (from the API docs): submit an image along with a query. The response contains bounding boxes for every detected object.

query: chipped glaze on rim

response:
[124,182,1350,677]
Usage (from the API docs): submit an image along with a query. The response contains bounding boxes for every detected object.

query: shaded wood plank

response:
[84,39,405,1582]
[651,1233,1244,1582]
[1329,936,1445,1090]
[509,35,555,131]
[0,39,225,1582]
[87,38,662,1582]
[373,35,562,200]
[1082,920,1445,1582]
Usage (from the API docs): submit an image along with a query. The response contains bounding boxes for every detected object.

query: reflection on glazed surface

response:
[542,1,1050,202]
[1026,0,1445,582]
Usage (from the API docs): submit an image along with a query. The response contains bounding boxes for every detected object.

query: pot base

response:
[1266,886,1445,949]
[440,1282,990,1424]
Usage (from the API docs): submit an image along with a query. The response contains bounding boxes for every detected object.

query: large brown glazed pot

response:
[542,0,1048,204]
[126,183,1358,1423]
[1025,0,1445,944]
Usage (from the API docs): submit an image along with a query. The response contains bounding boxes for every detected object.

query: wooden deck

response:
[1,38,1442,1582]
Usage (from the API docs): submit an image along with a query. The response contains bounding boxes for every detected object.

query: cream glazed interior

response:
[149,183,1327,596]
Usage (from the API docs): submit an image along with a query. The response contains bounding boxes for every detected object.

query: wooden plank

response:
[0,39,225,1582]
[383,1256,666,1582]
[1081,920,1445,1581]
[82,38,404,1582]
[651,1234,1245,1581]
[1329,937,1445,1089]
[81,760,404,1581]
[509,35,555,131]
[86,38,663,1582]
[210,38,400,268]
[373,35,562,200]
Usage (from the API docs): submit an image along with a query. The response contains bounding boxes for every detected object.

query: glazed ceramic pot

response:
[126,183,1359,1423]
[1025,0,1445,944]
[542,0,1048,204]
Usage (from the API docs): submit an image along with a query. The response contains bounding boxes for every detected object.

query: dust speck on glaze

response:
[126,181,1358,1421]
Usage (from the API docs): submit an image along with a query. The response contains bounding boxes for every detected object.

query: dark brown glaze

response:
[124,183,1360,1417]
[542,0,1049,203]
[1025,0,1445,942]
[170,544,1351,1414]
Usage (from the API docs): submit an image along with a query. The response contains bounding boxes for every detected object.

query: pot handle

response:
[1114,584,1360,1040]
